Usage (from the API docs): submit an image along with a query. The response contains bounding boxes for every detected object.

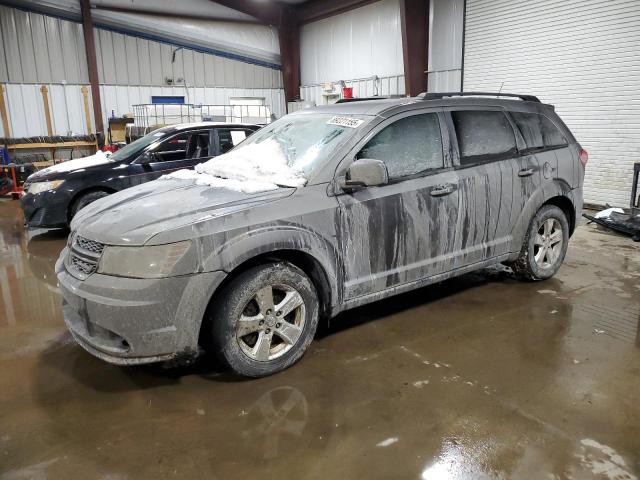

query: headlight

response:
[27,180,65,194]
[97,241,196,278]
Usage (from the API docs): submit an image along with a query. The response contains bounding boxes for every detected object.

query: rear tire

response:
[209,262,319,377]
[70,190,110,220]
[512,205,569,281]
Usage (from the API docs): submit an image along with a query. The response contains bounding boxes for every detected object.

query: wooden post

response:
[0,85,11,138]
[39,85,53,136]
[81,85,93,134]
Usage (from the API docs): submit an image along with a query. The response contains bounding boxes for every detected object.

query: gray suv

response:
[55,92,586,377]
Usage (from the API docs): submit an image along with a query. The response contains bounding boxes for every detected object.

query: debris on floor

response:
[583,208,640,241]
[583,162,640,241]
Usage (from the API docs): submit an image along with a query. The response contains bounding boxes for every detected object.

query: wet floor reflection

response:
[1,198,639,479]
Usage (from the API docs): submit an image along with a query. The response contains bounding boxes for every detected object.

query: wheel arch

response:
[542,195,576,235]
[198,246,339,349]
[510,180,577,253]
[67,186,118,222]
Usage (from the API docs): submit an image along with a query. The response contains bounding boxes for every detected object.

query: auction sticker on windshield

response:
[327,116,364,128]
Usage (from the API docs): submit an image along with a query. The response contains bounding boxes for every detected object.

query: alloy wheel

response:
[533,218,563,269]
[236,284,306,362]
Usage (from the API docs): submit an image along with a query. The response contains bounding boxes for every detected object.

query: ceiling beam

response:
[92,5,261,25]
[400,0,429,96]
[295,0,379,24]
[80,0,104,134]
[210,0,284,27]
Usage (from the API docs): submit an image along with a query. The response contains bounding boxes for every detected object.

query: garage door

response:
[463,0,640,207]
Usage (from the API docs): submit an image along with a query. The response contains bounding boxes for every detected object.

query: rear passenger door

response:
[336,110,462,299]
[446,108,522,264]
[510,111,572,187]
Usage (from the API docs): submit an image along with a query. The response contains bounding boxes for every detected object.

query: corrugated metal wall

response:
[93,29,282,89]
[427,0,463,92]
[0,5,88,84]
[3,83,91,137]
[299,0,404,103]
[0,5,285,139]
[463,0,640,207]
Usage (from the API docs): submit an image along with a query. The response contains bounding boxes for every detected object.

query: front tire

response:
[210,262,319,377]
[512,205,569,281]
[70,190,110,220]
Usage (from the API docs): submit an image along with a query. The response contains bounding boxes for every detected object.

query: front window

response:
[357,113,444,180]
[109,127,175,162]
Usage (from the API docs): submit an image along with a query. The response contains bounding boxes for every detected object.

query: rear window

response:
[451,111,517,165]
[511,112,567,150]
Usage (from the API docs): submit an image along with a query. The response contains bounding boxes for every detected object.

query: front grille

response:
[75,236,105,255]
[66,234,105,278]
[71,255,97,275]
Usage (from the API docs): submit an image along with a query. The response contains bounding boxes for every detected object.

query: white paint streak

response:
[376,437,399,447]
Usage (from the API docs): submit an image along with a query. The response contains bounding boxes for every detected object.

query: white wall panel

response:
[14,9,38,83]
[427,0,464,92]
[300,0,404,85]
[1,6,23,83]
[464,0,640,206]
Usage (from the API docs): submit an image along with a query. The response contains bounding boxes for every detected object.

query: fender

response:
[200,223,344,308]
[508,178,575,260]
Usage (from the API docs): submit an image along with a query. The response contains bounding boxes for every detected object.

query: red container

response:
[342,87,353,99]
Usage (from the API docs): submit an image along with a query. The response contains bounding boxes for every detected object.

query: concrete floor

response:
[0,198,638,480]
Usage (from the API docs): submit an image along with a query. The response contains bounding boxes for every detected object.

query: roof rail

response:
[418,91,541,103]
[335,95,405,104]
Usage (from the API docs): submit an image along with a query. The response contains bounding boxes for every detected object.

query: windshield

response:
[109,127,173,162]
[161,113,369,193]
[233,113,368,175]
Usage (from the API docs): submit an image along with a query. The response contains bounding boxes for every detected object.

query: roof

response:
[294,94,552,117]
[167,122,261,131]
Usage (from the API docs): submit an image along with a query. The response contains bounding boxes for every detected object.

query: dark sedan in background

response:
[20,122,260,228]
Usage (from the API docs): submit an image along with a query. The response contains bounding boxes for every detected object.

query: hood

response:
[73,178,295,246]
[28,151,113,181]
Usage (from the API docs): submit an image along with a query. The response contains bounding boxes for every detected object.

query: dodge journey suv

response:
[56,92,586,377]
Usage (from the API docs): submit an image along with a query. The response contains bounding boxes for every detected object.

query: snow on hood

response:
[161,138,307,194]
[36,150,112,176]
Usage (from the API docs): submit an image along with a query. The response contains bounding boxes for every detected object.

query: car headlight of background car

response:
[27,180,65,194]
[97,240,197,279]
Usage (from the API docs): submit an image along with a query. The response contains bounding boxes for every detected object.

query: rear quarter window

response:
[451,110,517,165]
[511,112,567,150]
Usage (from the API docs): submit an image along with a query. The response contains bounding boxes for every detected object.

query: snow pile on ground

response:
[161,138,307,193]
[594,207,624,219]
[38,150,112,175]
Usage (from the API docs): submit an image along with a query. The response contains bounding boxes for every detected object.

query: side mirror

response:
[341,158,389,190]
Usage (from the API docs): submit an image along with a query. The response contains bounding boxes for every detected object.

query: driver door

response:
[129,129,213,186]
[336,110,462,300]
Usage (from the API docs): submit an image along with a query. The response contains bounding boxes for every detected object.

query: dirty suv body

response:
[56,92,586,377]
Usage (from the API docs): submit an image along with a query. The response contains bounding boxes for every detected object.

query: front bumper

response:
[21,190,69,228]
[55,249,227,365]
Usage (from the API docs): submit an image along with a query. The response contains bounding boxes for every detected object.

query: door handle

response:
[518,168,535,177]
[430,184,454,197]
